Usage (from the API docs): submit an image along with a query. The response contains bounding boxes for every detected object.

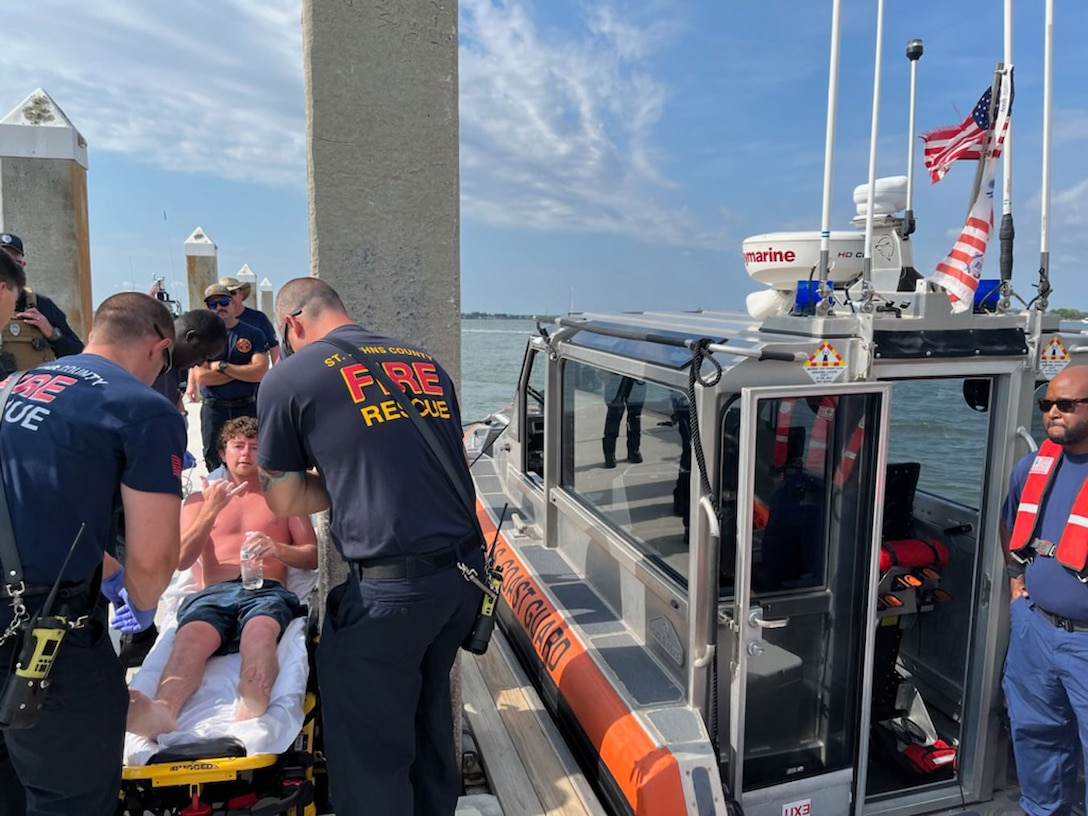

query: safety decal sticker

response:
[803,341,847,384]
[1040,336,1070,380]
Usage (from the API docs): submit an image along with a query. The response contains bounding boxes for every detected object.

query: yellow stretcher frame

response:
[118,690,321,815]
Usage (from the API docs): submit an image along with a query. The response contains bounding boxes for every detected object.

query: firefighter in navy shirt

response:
[220,276,280,363]
[256,278,482,816]
[190,284,269,470]
[0,292,184,815]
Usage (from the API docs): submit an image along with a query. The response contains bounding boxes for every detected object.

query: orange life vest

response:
[1009,438,1088,576]
[773,396,864,486]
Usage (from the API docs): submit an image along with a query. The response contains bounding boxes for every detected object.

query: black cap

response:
[0,233,24,256]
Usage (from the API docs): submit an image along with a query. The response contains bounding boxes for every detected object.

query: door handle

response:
[748,608,789,629]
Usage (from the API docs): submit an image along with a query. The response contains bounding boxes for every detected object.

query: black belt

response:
[350,538,478,581]
[1033,603,1088,633]
[204,396,256,409]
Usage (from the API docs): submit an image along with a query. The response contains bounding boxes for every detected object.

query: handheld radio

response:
[0,524,86,729]
[462,506,507,656]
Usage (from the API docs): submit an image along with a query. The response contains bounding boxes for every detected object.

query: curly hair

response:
[217,415,258,452]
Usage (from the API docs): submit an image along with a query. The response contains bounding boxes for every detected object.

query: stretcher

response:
[118,567,326,816]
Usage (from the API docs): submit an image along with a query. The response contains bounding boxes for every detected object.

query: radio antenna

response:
[815,0,843,314]
[1035,0,1053,311]
[860,0,887,311]
[903,39,923,238]
[998,0,1015,303]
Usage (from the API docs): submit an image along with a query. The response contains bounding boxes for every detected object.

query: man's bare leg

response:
[127,621,221,739]
[236,616,281,721]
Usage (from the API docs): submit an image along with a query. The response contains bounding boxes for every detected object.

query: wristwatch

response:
[47,326,62,342]
[217,360,229,373]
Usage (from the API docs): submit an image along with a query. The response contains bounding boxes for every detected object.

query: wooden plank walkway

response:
[462,631,607,816]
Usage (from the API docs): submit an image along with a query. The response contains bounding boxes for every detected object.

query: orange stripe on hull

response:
[476,504,687,815]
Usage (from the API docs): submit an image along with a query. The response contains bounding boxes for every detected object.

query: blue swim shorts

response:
[176,578,304,655]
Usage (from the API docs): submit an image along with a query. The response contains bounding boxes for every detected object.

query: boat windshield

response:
[567,320,723,370]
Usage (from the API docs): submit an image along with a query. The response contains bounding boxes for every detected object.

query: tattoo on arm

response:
[258,468,298,493]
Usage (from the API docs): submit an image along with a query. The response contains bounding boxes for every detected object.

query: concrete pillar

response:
[302,0,465,768]
[184,227,217,310]
[258,277,275,328]
[0,89,91,338]
[236,264,258,310]
[301,0,461,387]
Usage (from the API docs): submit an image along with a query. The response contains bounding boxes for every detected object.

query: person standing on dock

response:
[0,233,84,377]
[190,284,269,471]
[0,293,184,815]
[220,276,280,364]
[1003,365,1088,816]
[255,277,482,816]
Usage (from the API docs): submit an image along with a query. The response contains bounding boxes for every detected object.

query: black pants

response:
[201,400,257,471]
[603,377,644,458]
[316,549,482,816]
[0,599,127,816]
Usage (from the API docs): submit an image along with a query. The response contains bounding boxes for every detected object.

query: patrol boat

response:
[464,171,1068,815]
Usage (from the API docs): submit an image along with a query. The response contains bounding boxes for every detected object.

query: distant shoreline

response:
[461,312,534,320]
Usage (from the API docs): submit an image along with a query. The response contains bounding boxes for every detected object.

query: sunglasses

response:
[1038,398,1088,413]
[281,308,303,358]
[205,297,232,309]
[152,323,173,376]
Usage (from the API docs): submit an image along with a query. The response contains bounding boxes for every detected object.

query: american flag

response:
[929,71,1012,311]
[921,85,1009,183]
[931,161,996,312]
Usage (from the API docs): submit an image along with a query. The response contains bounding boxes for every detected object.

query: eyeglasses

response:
[1038,398,1088,413]
[281,308,303,358]
[205,297,232,309]
[152,324,173,376]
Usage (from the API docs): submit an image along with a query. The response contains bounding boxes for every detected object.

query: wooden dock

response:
[462,631,607,816]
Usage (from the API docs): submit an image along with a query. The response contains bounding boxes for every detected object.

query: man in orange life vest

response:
[1002,365,1088,816]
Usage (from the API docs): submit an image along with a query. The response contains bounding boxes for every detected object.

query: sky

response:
[3,0,1088,315]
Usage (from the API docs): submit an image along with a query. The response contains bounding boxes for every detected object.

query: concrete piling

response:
[0,89,92,338]
[236,264,257,309]
[184,227,217,310]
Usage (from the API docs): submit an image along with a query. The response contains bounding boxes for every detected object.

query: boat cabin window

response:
[521,348,547,478]
[720,393,876,596]
[560,360,690,581]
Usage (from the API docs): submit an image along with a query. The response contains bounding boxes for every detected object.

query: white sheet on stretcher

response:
[123,566,317,766]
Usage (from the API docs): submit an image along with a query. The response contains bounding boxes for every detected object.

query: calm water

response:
[459,319,533,423]
[459,319,1018,506]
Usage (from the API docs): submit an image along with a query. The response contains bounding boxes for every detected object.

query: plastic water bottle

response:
[240,531,264,590]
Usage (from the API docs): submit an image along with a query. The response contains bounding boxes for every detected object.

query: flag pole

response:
[1036,0,1053,310]
[860,0,886,311]
[815,0,843,315]
[967,67,1004,219]
[999,0,1015,302]
[903,39,924,239]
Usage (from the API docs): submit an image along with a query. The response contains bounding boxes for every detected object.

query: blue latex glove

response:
[111,589,157,633]
[101,567,125,607]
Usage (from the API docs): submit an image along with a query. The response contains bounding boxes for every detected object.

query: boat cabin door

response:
[721,383,890,816]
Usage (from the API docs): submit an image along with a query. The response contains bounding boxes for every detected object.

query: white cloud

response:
[459,0,728,249]
[2,1,726,250]
[4,1,305,186]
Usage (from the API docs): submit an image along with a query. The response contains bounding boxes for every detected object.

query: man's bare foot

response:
[126,689,178,739]
[235,695,269,721]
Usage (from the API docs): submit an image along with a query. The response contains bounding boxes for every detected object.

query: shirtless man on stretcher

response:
[127,416,318,739]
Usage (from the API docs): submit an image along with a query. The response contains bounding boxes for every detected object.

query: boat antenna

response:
[903,39,923,238]
[860,0,887,312]
[1035,0,1054,311]
[999,0,1015,306]
[815,0,844,315]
